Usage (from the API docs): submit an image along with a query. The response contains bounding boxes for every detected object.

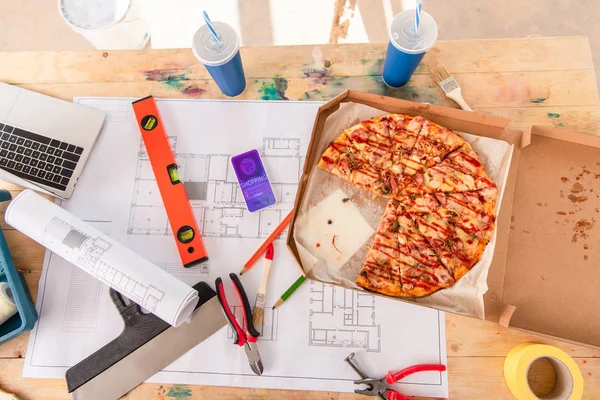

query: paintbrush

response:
[252,243,274,335]
[431,64,472,111]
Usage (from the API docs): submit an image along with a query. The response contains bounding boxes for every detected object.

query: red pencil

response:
[239,209,294,275]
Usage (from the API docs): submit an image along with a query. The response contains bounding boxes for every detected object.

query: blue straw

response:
[203,11,221,46]
[414,0,423,36]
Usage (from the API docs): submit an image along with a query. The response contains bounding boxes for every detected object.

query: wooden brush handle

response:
[447,89,472,111]
[258,259,273,295]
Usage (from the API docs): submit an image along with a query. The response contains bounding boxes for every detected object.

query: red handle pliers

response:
[215,273,263,376]
[354,364,447,400]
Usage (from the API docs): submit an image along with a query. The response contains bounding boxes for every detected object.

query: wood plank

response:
[0,37,593,85]
[483,106,600,135]
[16,69,599,110]
[3,230,45,271]
[446,313,600,358]
[0,356,598,400]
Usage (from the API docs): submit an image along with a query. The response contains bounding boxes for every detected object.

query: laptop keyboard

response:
[0,122,83,192]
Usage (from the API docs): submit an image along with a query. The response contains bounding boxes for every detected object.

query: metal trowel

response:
[66,282,226,400]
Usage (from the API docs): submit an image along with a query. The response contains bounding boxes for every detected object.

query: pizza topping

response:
[331,235,343,260]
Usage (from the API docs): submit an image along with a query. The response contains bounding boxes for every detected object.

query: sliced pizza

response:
[396,188,498,274]
[411,211,488,281]
[358,199,455,297]
[345,115,394,172]
[402,119,466,175]
[401,143,497,194]
[318,113,499,297]
[357,203,404,296]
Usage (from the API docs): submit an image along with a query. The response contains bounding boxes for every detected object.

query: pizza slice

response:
[397,187,497,244]
[394,188,497,281]
[401,143,496,194]
[402,119,466,175]
[318,142,388,195]
[357,202,403,296]
[411,211,487,281]
[345,115,393,172]
[394,204,455,296]
[385,115,426,194]
[357,199,455,297]
[319,115,420,198]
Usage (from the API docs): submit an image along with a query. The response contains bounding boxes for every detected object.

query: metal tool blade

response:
[70,297,226,400]
[244,342,264,376]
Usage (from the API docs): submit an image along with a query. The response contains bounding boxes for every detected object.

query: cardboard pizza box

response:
[286,90,600,350]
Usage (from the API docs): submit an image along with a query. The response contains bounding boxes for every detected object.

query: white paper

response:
[22,97,447,399]
[295,188,375,270]
[5,190,198,327]
[294,103,514,319]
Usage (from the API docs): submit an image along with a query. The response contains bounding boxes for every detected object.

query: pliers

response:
[354,362,446,400]
[215,273,264,376]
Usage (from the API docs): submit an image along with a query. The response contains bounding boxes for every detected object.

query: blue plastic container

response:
[382,10,438,88]
[192,21,246,97]
[0,189,38,345]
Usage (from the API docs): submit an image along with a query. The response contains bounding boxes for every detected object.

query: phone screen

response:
[231,149,277,212]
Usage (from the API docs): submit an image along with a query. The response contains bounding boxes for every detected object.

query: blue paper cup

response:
[383,10,438,88]
[192,21,246,97]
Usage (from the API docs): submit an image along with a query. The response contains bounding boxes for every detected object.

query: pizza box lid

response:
[287,90,600,350]
[493,125,600,349]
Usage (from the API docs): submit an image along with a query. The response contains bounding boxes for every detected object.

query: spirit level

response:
[132,96,208,267]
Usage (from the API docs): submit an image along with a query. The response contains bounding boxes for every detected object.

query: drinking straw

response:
[203,11,221,46]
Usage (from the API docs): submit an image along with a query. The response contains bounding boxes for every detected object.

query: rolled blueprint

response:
[5,190,198,327]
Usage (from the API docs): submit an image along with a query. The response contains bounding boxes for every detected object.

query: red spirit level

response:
[132,96,208,267]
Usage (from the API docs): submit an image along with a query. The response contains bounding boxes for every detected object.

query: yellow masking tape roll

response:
[504,343,583,400]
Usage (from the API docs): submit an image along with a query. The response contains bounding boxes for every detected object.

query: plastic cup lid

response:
[389,10,438,54]
[192,22,240,67]
[59,0,131,31]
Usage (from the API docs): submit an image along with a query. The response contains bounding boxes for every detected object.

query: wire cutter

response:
[354,364,447,400]
[215,273,264,376]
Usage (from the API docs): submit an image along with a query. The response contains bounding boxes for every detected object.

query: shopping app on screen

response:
[231,149,277,212]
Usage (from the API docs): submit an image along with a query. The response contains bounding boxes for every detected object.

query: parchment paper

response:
[293,102,514,319]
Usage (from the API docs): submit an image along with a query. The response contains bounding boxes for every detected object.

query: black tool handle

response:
[229,273,260,340]
[215,277,246,346]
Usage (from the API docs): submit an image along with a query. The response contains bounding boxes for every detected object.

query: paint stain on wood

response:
[258,78,289,100]
[547,112,560,118]
[141,68,206,97]
[530,98,546,103]
[166,385,192,398]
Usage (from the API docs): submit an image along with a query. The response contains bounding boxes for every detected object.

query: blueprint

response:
[23,97,448,398]
[5,190,199,327]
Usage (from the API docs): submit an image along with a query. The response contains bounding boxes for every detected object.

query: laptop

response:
[0,82,105,198]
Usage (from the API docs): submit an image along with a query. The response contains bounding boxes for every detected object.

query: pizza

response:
[318,114,498,297]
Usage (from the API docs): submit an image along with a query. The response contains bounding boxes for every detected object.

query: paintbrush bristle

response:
[432,64,459,94]
[431,64,451,83]
[252,307,264,336]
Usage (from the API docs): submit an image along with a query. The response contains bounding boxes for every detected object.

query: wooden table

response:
[0,37,599,400]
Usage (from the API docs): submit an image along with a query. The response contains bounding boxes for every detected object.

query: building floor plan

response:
[128,137,300,239]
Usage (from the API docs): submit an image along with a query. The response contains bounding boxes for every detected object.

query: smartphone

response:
[231,149,277,212]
